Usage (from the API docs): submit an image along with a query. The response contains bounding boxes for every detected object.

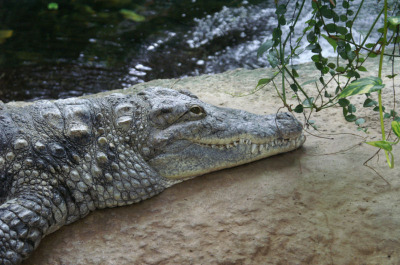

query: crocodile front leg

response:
[0,192,67,264]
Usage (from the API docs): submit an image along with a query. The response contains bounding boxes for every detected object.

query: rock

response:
[23,62,400,264]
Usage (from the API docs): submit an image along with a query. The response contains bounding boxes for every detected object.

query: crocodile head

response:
[138,87,305,181]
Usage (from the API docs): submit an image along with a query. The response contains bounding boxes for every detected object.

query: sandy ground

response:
[23,59,400,265]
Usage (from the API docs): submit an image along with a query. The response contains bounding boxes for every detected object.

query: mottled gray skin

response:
[0,87,305,264]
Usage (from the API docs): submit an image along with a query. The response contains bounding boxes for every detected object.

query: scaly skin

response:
[0,87,305,264]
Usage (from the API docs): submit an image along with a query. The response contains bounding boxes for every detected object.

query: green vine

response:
[257,0,400,167]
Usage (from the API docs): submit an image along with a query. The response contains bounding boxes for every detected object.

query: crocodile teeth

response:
[259,144,264,152]
[251,144,257,154]
[239,138,245,144]
[233,141,238,147]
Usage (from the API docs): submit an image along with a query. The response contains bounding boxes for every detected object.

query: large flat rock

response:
[23,62,400,264]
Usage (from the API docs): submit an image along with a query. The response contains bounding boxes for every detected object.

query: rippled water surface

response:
[0,0,383,102]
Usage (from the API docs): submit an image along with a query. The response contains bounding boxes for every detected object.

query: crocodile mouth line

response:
[193,134,305,154]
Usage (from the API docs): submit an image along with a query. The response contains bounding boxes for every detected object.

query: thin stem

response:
[283,0,306,47]
[377,0,392,167]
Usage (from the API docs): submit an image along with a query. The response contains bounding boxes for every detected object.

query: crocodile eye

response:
[189,105,204,115]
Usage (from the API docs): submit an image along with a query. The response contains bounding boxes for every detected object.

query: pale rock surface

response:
[23,59,400,265]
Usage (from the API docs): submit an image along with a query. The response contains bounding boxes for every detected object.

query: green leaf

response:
[358,66,367,72]
[357,57,365,63]
[338,98,350,107]
[336,66,345,72]
[311,55,320,62]
[324,90,332,98]
[294,104,304,113]
[267,53,279,68]
[369,52,378,58]
[345,114,357,122]
[302,97,314,107]
[325,24,336,33]
[276,4,287,15]
[392,121,400,138]
[120,9,145,22]
[290,84,298,92]
[273,28,282,39]
[336,26,348,35]
[302,79,318,86]
[363,98,377,107]
[347,10,354,16]
[257,40,273,58]
[347,51,356,61]
[348,104,356,113]
[388,16,400,26]
[292,69,299,78]
[373,106,385,112]
[346,20,353,28]
[355,118,365,125]
[305,43,317,50]
[338,77,385,98]
[384,113,391,119]
[320,6,333,19]
[366,140,393,152]
[386,74,398,79]
[327,63,336,69]
[257,78,272,87]
[321,34,338,52]
[48,2,59,10]
[0,30,13,44]
[278,16,286,25]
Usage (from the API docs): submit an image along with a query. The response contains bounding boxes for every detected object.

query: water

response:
[0,0,384,102]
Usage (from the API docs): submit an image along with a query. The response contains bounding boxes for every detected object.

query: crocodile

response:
[0,87,305,264]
